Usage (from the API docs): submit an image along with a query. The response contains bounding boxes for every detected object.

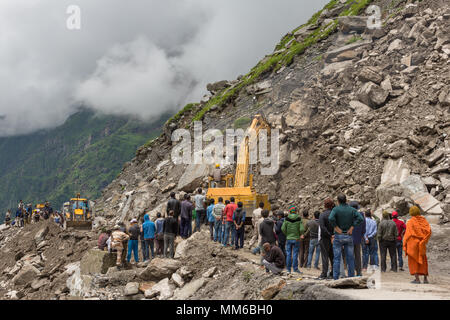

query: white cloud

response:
[0,0,329,136]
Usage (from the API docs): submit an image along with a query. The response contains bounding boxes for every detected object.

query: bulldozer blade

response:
[66,221,92,230]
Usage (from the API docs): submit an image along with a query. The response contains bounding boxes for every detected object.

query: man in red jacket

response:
[222,197,238,247]
[392,211,406,271]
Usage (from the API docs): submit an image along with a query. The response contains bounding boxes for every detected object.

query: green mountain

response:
[0,109,168,221]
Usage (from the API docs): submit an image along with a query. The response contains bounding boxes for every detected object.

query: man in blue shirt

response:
[206,199,216,240]
[233,202,246,250]
[363,210,378,272]
[328,194,364,280]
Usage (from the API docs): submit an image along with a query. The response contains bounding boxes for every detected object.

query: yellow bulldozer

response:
[206,114,271,223]
[63,194,93,230]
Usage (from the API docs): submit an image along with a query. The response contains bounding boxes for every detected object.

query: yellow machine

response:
[64,194,92,229]
[206,114,271,223]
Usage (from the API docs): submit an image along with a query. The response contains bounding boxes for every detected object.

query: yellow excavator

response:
[63,194,93,229]
[206,114,271,223]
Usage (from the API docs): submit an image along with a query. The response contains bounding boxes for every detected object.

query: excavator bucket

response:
[66,220,92,230]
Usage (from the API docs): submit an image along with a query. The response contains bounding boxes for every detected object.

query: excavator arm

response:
[234,114,271,188]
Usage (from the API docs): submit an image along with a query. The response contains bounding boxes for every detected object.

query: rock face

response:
[34,226,49,244]
[177,164,210,192]
[139,258,181,281]
[80,249,117,275]
[285,100,314,127]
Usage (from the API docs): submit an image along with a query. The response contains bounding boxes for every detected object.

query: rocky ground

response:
[1,0,450,300]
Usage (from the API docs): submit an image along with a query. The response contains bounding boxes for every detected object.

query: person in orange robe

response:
[403,206,431,284]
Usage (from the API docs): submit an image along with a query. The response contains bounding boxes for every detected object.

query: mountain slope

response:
[0,109,168,220]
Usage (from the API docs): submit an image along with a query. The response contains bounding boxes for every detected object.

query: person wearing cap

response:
[211,164,222,188]
[111,225,130,268]
[328,194,364,280]
[392,211,406,271]
[127,219,140,264]
[349,201,366,276]
[377,211,398,272]
[403,206,431,284]
[281,206,305,274]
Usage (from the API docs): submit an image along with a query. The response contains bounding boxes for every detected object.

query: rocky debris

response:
[139,258,181,281]
[124,282,140,296]
[274,281,352,300]
[34,226,49,244]
[12,265,41,287]
[207,80,231,94]
[177,164,210,192]
[338,16,368,34]
[357,82,389,108]
[144,278,174,300]
[202,266,217,278]
[172,277,208,300]
[324,40,372,63]
[171,273,185,288]
[285,100,314,127]
[80,249,117,275]
[161,183,176,193]
[261,280,286,300]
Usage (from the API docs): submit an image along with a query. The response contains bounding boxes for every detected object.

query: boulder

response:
[176,266,194,280]
[427,149,444,167]
[144,278,174,300]
[285,100,314,127]
[206,80,230,94]
[410,192,443,215]
[324,40,372,62]
[389,196,412,216]
[324,276,368,289]
[202,266,217,278]
[177,164,209,192]
[321,60,353,77]
[338,16,367,33]
[106,269,138,286]
[80,249,117,275]
[162,183,176,193]
[124,282,140,296]
[349,100,372,115]
[422,177,440,188]
[172,277,208,300]
[357,82,388,108]
[401,175,428,197]
[30,278,49,290]
[171,273,185,288]
[34,226,49,244]
[13,265,41,286]
[139,258,181,281]
[387,39,404,52]
[359,66,383,84]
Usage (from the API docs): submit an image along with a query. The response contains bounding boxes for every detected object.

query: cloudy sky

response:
[0,0,328,136]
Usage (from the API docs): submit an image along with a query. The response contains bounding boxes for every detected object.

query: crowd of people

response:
[96,189,432,284]
[4,200,64,228]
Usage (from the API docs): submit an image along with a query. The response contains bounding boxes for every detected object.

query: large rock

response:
[124,282,140,296]
[349,100,372,115]
[357,82,388,108]
[172,277,208,300]
[324,276,368,289]
[410,192,443,215]
[285,100,314,127]
[139,258,181,281]
[324,40,372,63]
[34,226,49,244]
[177,164,209,192]
[321,60,353,77]
[80,249,117,275]
[380,158,411,186]
[338,16,367,33]
[144,278,174,300]
[171,273,185,288]
[359,66,383,84]
[261,280,286,300]
[13,265,41,286]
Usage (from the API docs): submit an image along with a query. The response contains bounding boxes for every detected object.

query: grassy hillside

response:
[0,109,168,221]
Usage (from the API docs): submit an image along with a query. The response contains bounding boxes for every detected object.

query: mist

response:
[0,0,329,136]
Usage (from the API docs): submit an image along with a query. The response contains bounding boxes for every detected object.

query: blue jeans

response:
[285,240,300,272]
[143,239,154,260]
[222,221,235,246]
[396,240,403,268]
[127,239,139,263]
[306,238,321,268]
[362,237,379,268]
[332,234,355,280]
[235,226,245,249]
[214,220,222,242]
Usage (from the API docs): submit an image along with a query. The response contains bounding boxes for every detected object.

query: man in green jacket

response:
[281,206,305,274]
[328,194,364,280]
[378,211,398,272]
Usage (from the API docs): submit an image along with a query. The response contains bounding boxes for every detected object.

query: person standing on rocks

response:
[212,197,225,242]
[163,210,178,258]
[233,201,246,250]
[299,209,310,268]
[249,202,264,248]
[328,194,364,280]
[180,194,193,239]
[281,206,305,274]
[261,242,286,275]
[111,225,130,269]
[378,211,398,273]
[142,214,156,261]
[127,219,140,264]
[403,206,431,284]
[349,201,366,277]
[155,213,165,257]
[259,209,276,249]
[166,192,181,236]
[275,210,286,258]
[194,188,206,232]
[305,211,321,270]
[223,197,238,247]
[206,198,216,241]
[98,228,111,251]
[392,211,406,271]
[363,210,379,272]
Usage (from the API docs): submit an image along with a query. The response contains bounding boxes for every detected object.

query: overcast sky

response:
[0,0,328,136]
